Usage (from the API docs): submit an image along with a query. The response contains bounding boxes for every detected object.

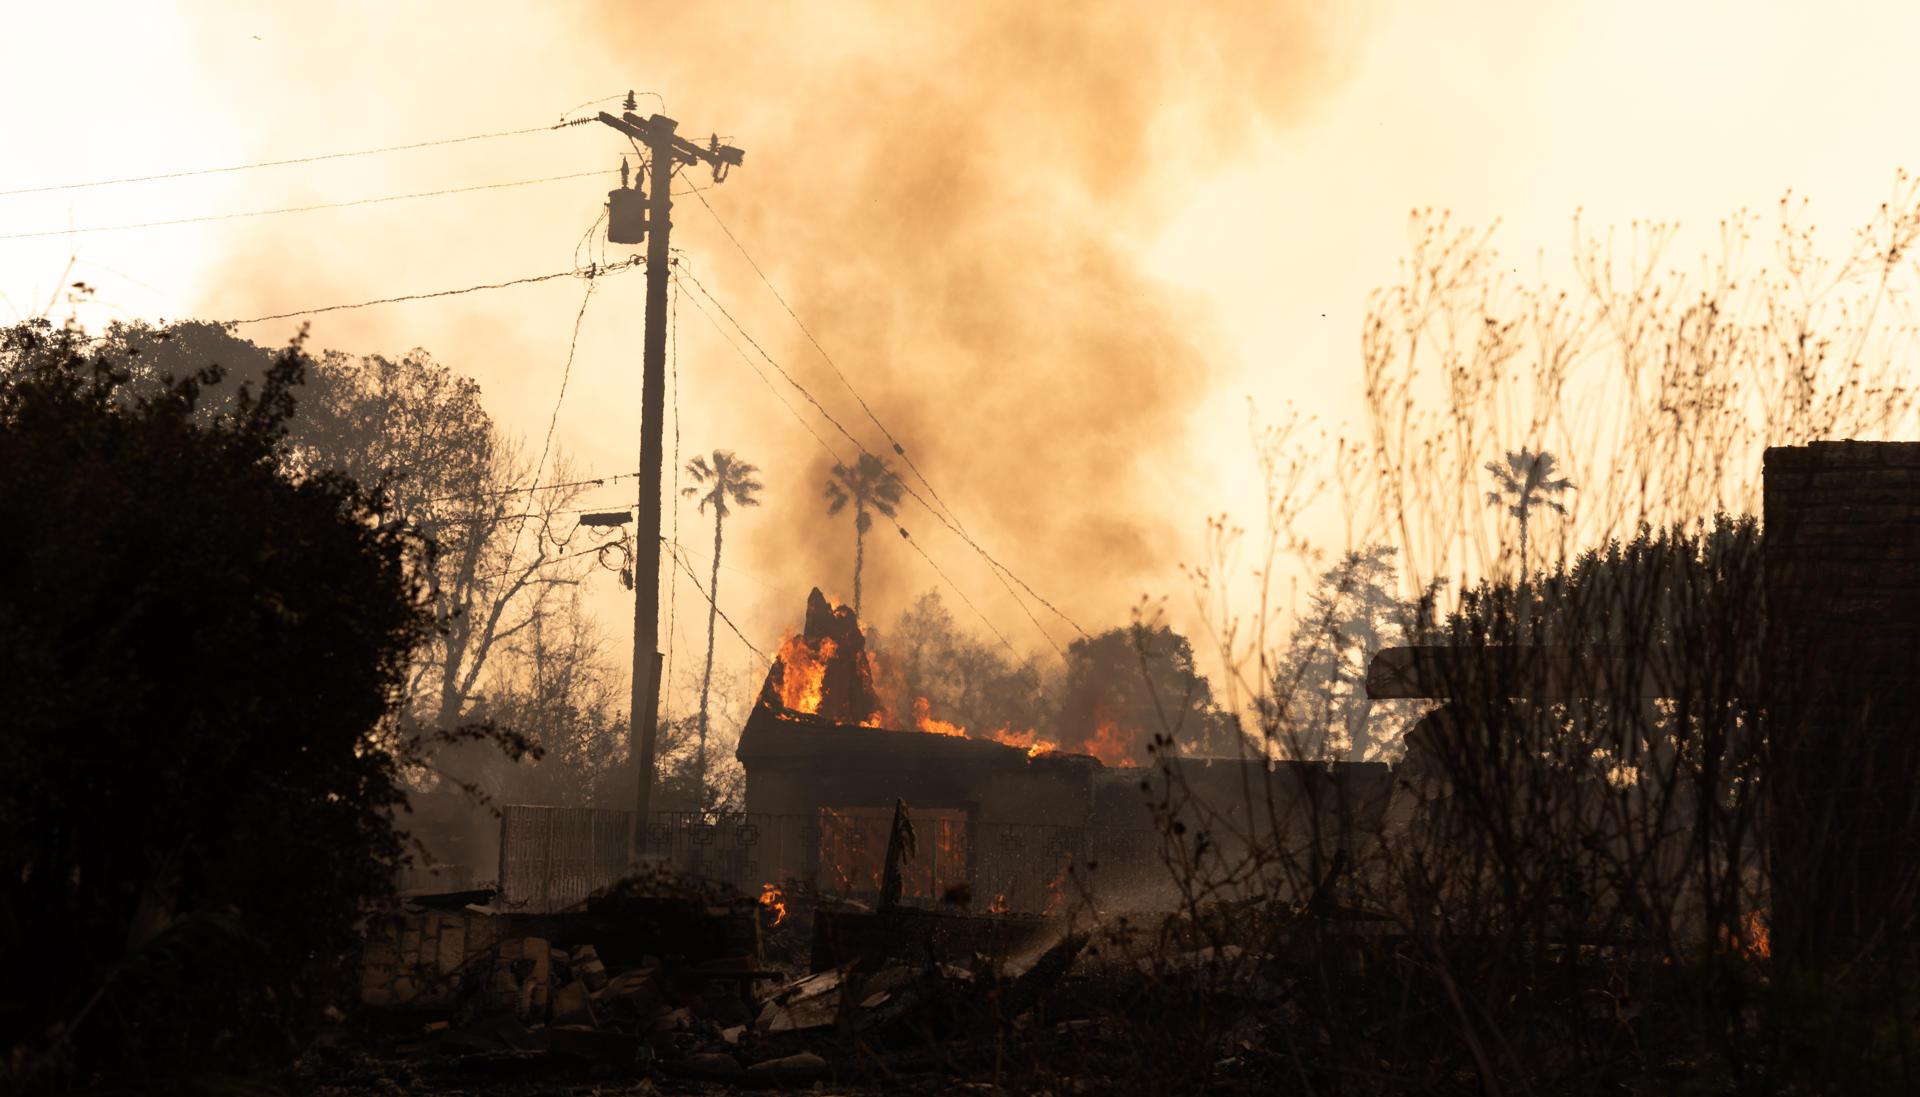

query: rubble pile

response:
[344,882,1107,1091]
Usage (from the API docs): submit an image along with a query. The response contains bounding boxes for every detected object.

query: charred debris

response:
[337,587,1393,1093]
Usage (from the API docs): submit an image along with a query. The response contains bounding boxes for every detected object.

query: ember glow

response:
[1740,909,1770,961]
[1042,858,1072,916]
[759,883,788,927]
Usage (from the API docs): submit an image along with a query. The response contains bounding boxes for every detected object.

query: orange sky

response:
[6,1,1919,722]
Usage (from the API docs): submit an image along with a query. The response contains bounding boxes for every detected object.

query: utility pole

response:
[597,95,743,859]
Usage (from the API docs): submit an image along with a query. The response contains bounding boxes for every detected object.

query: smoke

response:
[168,3,1374,679]
[592,1,1376,638]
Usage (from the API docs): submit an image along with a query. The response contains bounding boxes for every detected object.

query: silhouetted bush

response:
[0,321,502,1089]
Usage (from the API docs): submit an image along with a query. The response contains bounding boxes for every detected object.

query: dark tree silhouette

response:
[824,452,903,618]
[0,321,529,1087]
[680,449,761,811]
[1268,544,1418,761]
[1057,621,1238,762]
[98,321,590,743]
[1484,446,1575,586]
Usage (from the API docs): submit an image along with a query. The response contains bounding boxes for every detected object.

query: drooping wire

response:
[674,269,847,465]
[502,274,600,571]
[471,536,618,586]
[897,525,1021,658]
[226,255,640,326]
[0,121,588,198]
[685,188,960,534]
[556,92,642,119]
[567,90,667,119]
[573,208,607,270]
[670,543,771,664]
[0,168,610,241]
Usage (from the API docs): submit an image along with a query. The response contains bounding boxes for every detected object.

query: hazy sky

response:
[5,1,1917,716]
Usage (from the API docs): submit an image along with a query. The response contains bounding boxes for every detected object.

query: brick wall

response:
[1764,441,1920,961]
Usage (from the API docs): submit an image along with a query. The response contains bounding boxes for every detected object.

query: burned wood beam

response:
[878,798,916,912]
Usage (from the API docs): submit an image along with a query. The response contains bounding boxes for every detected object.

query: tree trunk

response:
[696,507,723,815]
[1519,513,1530,589]
[853,506,867,617]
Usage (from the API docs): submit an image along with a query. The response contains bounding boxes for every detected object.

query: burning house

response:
[496,588,1395,915]
[731,589,1396,912]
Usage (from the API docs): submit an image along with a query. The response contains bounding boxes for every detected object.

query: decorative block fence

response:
[497,805,1163,914]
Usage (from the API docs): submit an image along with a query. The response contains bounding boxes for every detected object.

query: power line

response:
[685,188,1078,650]
[688,188,962,538]
[423,468,644,506]
[674,271,848,464]
[670,543,771,664]
[0,120,592,198]
[557,92,645,118]
[896,525,1024,659]
[430,501,635,526]
[675,268,1087,644]
[673,270,1052,660]
[467,539,609,586]
[503,276,600,573]
[226,255,640,325]
[0,168,610,242]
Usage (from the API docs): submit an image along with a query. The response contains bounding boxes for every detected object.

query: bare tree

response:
[291,350,591,741]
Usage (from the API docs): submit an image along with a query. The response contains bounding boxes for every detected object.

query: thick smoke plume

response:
[189,3,1373,672]
[599,1,1375,633]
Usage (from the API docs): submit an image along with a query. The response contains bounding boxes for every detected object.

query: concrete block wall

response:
[359,908,506,1008]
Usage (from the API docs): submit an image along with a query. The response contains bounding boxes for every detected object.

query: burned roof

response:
[736,701,1104,776]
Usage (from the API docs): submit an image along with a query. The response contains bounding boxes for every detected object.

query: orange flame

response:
[1740,908,1770,960]
[911,696,968,737]
[759,882,788,927]
[987,893,1010,914]
[769,625,1148,768]
[985,725,1062,758]
[773,634,835,714]
[1042,858,1072,916]
[1082,718,1139,767]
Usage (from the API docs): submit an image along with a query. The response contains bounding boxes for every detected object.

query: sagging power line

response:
[227,256,640,326]
[0,169,611,242]
[0,119,595,198]
[674,267,1086,649]
[672,270,1040,662]
[682,185,1077,655]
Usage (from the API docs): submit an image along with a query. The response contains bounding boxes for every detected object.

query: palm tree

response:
[1484,447,1575,586]
[824,453,904,618]
[681,450,762,811]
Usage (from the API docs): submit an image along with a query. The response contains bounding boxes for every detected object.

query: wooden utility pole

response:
[597,98,743,856]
